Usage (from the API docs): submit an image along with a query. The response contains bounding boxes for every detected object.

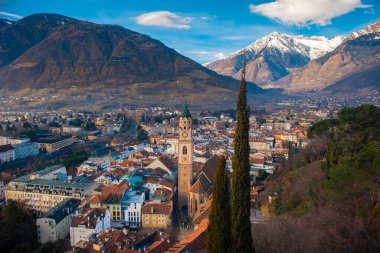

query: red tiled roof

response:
[141,203,171,215]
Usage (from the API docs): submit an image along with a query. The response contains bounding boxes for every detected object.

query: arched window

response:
[182,146,187,155]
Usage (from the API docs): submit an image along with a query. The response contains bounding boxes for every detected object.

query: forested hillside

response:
[254,105,380,253]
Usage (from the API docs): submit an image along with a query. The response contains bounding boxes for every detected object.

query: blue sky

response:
[1,0,379,63]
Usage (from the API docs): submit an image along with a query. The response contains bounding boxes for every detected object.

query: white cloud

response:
[134,11,192,29]
[249,0,372,26]
[190,51,226,61]
[0,11,23,20]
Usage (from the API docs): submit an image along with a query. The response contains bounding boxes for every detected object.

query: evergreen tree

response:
[230,62,253,253]
[206,156,230,253]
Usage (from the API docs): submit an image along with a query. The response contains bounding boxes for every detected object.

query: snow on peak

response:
[347,18,380,40]
[227,32,343,61]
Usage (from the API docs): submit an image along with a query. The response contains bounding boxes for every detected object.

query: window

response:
[182,146,187,155]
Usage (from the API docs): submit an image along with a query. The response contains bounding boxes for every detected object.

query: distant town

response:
[0,99,342,252]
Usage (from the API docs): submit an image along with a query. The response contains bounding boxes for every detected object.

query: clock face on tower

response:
[182,132,188,138]
[182,156,188,163]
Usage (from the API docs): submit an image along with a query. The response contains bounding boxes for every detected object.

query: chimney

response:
[151,207,154,213]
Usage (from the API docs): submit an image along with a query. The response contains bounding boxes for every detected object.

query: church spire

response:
[182,103,192,118]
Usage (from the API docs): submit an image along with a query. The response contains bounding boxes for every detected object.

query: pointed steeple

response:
[182,103,192,118]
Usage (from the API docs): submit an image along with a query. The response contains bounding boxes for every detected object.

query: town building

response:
[89,183,128,221]
[6,166,96,212]
[36,198,81,244]
[141,202,172,229]
[165,218,208,252]
[0,135,30,145]
[122,189,145,228]
[177,104,194,213]
[13,142,39,160]
[0,144,14,163]
[37,135,74,153]
[66,229,174,253]
[70,207,111,247]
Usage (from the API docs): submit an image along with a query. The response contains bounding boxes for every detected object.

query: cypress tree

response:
[230,62,253,253]
[206,156,230,253]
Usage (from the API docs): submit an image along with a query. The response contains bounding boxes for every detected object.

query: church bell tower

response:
[178,104,193,213]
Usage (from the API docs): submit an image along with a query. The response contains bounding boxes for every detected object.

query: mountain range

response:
[0,13,262,109]
[206,19,380,93]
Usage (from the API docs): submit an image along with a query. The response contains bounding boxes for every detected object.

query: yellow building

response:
[89,183,128,220]
[37,135,74,153]
[141,203,172,229]
[6,177,96,212]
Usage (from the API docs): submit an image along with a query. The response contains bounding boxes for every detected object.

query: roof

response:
[71,207,107,229]
[0,144,13,152]
[141,203,171,215]
[41,198,80,224]
[25,178,93,189]
[158,180,175,191]
[91,183,128,204]
[37,135,72,143]
[193,197,212,225]
[201,156,218,184]
[165,218,208,252]
[182,104,192,118]
[132,231,175,253]
[38,164,65,176]
[189,174,212,194]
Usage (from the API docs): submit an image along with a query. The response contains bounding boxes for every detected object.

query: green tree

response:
[48,121,61,128]
[0,200,37,252]
[84,119,96,131]
[230,63,253,253]
[207,156,230,253]
[69,118,83,127]
[137,125,148,142]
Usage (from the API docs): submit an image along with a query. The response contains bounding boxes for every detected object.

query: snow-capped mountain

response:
[347,18,380,40]
[292,35,344,59]
[270,19,380,93]
[206,32,344,85]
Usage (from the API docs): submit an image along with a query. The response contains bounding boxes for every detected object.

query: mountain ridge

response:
[206,32,343,85]
[0,13,263,99]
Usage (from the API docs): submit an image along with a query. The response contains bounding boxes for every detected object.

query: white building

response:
[70,207,110,247]
[13,142,39,160]
[122,190,145,227]
[29,164,67,180]
[143,178,159,200]
[36,199,80,244]
[0,144,14,164]
[0,180,6,200]
[0,136,29,145]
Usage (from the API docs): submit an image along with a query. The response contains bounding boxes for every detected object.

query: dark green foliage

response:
[257,169,269,181]
[207,156,230,253]
[0,200,37,252]
[327,141,380,215]
[22,121,32,129]
[137,125,148,142]
[19,129,49,142]
[33,239,67,253]
[212,109,237,120]
[273,191,284,216]
[48,121,61,128]
[84,119,96,131]
[69,118,83,127]
[254,105,380,252]
[307,118,339,139]
[230,68,253,253]
[63,150,88,169]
